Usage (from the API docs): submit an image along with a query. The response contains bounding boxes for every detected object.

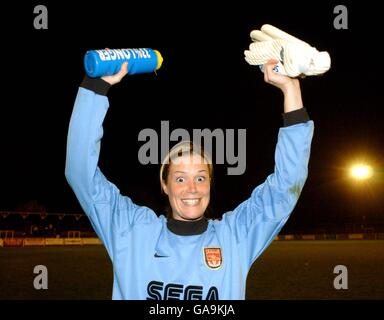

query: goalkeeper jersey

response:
[65,80,314,300]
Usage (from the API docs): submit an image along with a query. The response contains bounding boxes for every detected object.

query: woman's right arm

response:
[65,63,156,257]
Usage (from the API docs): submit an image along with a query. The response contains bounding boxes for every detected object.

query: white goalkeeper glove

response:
[244,24,331,77]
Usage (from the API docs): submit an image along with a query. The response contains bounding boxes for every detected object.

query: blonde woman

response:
[65,59,313,300]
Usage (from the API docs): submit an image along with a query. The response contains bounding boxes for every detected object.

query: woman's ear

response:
[161,182,169,195]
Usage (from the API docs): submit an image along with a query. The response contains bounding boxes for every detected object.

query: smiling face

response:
[162,153,211,221]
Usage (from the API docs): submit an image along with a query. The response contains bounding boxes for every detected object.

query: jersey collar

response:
[167,217,208,236]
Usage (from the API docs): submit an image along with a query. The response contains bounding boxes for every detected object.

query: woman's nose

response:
[187,180,197,193]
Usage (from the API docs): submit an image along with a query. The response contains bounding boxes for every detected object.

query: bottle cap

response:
[154,50,163,70]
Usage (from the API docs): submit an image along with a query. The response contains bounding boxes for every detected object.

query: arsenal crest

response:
[204,247,222,269]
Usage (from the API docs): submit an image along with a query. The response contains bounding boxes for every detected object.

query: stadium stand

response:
[1,211,384,247]
[0,211,97,238]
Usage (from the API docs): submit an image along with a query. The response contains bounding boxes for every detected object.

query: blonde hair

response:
[159,141,213,191]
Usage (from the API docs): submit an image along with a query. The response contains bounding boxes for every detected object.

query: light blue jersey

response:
[65,86,314,300]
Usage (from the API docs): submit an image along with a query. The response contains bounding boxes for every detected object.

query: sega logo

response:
[146,281,219,300]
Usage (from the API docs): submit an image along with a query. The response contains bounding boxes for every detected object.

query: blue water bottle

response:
[84,48,163,77]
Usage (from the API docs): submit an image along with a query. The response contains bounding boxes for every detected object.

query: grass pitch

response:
[1,241,383,299]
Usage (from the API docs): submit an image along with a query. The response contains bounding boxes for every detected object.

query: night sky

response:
[1,1,383,233]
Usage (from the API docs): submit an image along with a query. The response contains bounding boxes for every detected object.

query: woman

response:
[65,60,314,300]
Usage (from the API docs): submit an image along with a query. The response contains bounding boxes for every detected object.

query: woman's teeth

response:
[182,199,200,206]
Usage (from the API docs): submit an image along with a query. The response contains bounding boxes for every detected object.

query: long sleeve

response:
[222,113,314,268]
[65,80,157,259]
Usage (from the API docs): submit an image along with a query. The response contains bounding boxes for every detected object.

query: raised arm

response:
[223,60,314,266]
[264,59,303,113]
[65,63,156,257]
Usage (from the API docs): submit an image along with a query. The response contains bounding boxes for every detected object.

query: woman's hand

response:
[264,59,303,113]
[102,61,128,85]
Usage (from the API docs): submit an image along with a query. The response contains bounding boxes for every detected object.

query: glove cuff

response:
[282,108,310,127]
[80,75,111,96]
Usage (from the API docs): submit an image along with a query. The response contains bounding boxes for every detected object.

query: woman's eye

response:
[196,176,206,182]
[176,177,185,183]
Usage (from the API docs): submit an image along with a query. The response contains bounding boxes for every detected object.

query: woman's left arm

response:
[222,60,314,267]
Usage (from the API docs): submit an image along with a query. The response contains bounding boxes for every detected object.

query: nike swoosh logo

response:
[154,253,169,258]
